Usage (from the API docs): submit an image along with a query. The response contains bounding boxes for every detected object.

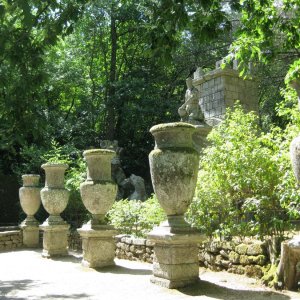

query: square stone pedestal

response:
[78,224,117,268]
[148,225,205,289]
[20,224,40,248]
[40,222,69,257]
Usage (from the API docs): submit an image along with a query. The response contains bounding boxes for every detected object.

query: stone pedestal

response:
[78,224,117,268]
[148,223,205,289]
[78,149,117,268]
[40,163,70,258]
[19,174,41,248]
[40,223,69,257]
[20,224,40,248]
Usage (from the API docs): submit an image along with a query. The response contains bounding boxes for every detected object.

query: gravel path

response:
[0,250,299,300]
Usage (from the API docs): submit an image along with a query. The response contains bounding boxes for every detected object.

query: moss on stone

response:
[235,243,248,255]
[150,122,196,134]
[261,264,279,288]
[83,149,115,156]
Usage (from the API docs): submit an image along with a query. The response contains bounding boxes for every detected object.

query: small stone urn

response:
[148,122,205,288]
[40,163,70,257]
[277,78,300,289]
[78,149,117,268]
[19,174,41,247]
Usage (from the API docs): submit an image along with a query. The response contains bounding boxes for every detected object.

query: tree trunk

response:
[104,8,117,140]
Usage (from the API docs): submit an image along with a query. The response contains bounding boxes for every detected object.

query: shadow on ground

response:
[0,279,39,300]
[0,279,90,300]
[95,264,152,276]
[178,279,291,300]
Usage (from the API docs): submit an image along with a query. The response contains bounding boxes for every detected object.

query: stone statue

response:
[100,140,147,201]
[178,77,204,125]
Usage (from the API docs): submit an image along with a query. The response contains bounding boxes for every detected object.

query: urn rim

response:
[41,162,69,169]
[22,174,40,179]
[83,149,115,157]
[150,122,196,134]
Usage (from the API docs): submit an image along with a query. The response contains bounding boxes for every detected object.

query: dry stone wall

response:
[0,229,22,251]
[113,235,270,279]
[115,235,154,263]
[199,239,268,278]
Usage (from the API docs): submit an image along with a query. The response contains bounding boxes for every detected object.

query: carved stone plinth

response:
[20,225,40,248]
[148,225,205,288]
[40,223,69,257]
[40,163,70,257]
[78,225,117,268]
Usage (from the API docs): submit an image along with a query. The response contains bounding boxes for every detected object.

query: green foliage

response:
[186,104,300,239]
[107,195,166,237]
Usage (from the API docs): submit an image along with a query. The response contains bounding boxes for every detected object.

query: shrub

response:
[186,103,300,239]
[107,194,166,237]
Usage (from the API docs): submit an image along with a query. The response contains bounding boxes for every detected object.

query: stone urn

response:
[80,149,117,226]
[19,174,41,247]
[148,122,204,289]
[149,122,199,231]
[290,78,300,184]
[277,77,300,289]
[78,149,117,268]
[40,163,69,225]
[40,163,70,257]
[19,174,41,226]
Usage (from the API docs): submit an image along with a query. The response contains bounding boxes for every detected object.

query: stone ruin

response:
[182,60,259,127]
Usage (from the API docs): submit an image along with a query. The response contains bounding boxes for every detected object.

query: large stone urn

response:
[19,174,41,247]
[147,122,205,288]
[40,163,70,257]
[277,78,300,290]
[78,149,117,268]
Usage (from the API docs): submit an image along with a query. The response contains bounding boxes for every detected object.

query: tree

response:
[0,0,85,173]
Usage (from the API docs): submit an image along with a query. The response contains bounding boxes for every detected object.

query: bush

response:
[107,194,166,237]
[186,103,300,239]
[13,140,88,227]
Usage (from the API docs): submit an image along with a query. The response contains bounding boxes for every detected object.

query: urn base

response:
[148,225,205,289]
[78,225,117,268]
[40,223,69,257]
[20,224,40,248]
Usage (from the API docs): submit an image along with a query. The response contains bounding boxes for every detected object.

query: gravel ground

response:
[0,249,299,300]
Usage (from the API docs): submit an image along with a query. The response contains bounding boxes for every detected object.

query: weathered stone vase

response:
[148,122,204,289]
[80,149,117,226]
[40,163,69,225]
[19,174,41,247]
[149,122,199,230]
[19,175,41,225]
[78,149,117,268]
[40,163,70,257]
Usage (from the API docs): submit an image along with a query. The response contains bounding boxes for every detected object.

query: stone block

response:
[41,224,69,257]
[21,226,39,248]
[153,261,199,281]
[229,251,240,264]
[247,242,265,255]
[82,237,116,267]
[154,244,199,264]
[133,238,146,246]
[244,265,263,278]
[235,243,248,255]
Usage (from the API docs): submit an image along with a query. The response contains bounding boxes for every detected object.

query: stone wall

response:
[0,229,23,251]
[115,235,154,263]
[113,235,270,279]
[199,239,268,278]
[193,62,258,126]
